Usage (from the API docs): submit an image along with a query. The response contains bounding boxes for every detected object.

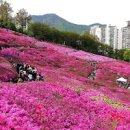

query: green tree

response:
[15,8,31,30]
[28,22,52,41]
[112,49,125,60]
[80,33,100,53]
[62,31,80,48]
[7,22,17,31]
[106,46,114,57]
[123,49,130,61]
[0,0,13,26]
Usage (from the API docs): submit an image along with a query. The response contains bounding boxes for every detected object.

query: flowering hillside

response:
[0,56,17,81]
[0,28,130,130]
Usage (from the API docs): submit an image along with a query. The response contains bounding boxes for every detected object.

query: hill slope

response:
[32,14,102,34]
[0,28,130,129]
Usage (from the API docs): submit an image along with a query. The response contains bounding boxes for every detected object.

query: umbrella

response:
[116,77,127,83]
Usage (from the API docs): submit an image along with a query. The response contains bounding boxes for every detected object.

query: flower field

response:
[0,28,130,129]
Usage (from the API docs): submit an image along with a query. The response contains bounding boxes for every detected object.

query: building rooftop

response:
[126,21,130,27]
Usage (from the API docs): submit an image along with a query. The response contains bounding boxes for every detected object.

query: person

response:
[31,67,37,80]
[32,67,37,73]
[27,66,33,74]
[21,70,27,82]
[25,64,29,72]
[9,78,12,83]
[19,69,23,77]
[32,71,37,81]
[16,63,23,72]
[37,73,44,81]
[13,63,16,67]
[28,74,33,81]
[17,77,23,83]
[16,64,20,72]
[23,63,27,69]
[126,81,130,88]
[19,63,24,71]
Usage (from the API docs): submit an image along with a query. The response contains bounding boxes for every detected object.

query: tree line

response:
[0,0,130,61]
[27,22,129,61]
[0,0,31,32]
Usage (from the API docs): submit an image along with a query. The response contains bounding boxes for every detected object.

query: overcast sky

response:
[5,0,130,28]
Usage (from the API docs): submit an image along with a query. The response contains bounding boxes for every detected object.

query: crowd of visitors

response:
[12,63,44,83]
[0,46,10,50]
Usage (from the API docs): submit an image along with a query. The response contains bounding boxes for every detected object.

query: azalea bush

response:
[0,82,130,129]
[0,56,17,81]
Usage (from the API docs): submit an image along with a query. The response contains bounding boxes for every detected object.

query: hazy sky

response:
[5,0,130,27]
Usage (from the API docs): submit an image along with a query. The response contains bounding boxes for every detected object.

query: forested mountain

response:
[32,13,102,34]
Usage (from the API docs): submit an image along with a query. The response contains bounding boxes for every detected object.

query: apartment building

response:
[121,27,128,49]
[121,21,130,49]
[117,29,122,49]
[90,25,101,41]
[90,25,118,49]
[109,26,118,49]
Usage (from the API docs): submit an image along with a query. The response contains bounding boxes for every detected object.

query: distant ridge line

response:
[31,13,104,34]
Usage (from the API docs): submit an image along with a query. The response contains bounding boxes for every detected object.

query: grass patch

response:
[91,95,130,110]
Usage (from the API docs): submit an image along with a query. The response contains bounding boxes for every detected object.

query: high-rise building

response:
[121,21,130,49]
[90,21,130,50]
[90,25,101,41]
[100,25,106,44]
[90,25,118,49]
[117,29,122,49]
[121,27,128,49]
[109,25,118,49]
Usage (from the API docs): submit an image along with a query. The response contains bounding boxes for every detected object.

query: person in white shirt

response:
[28,74,33,81]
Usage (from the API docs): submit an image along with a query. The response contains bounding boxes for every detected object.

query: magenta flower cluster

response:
[0,28,130,129]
